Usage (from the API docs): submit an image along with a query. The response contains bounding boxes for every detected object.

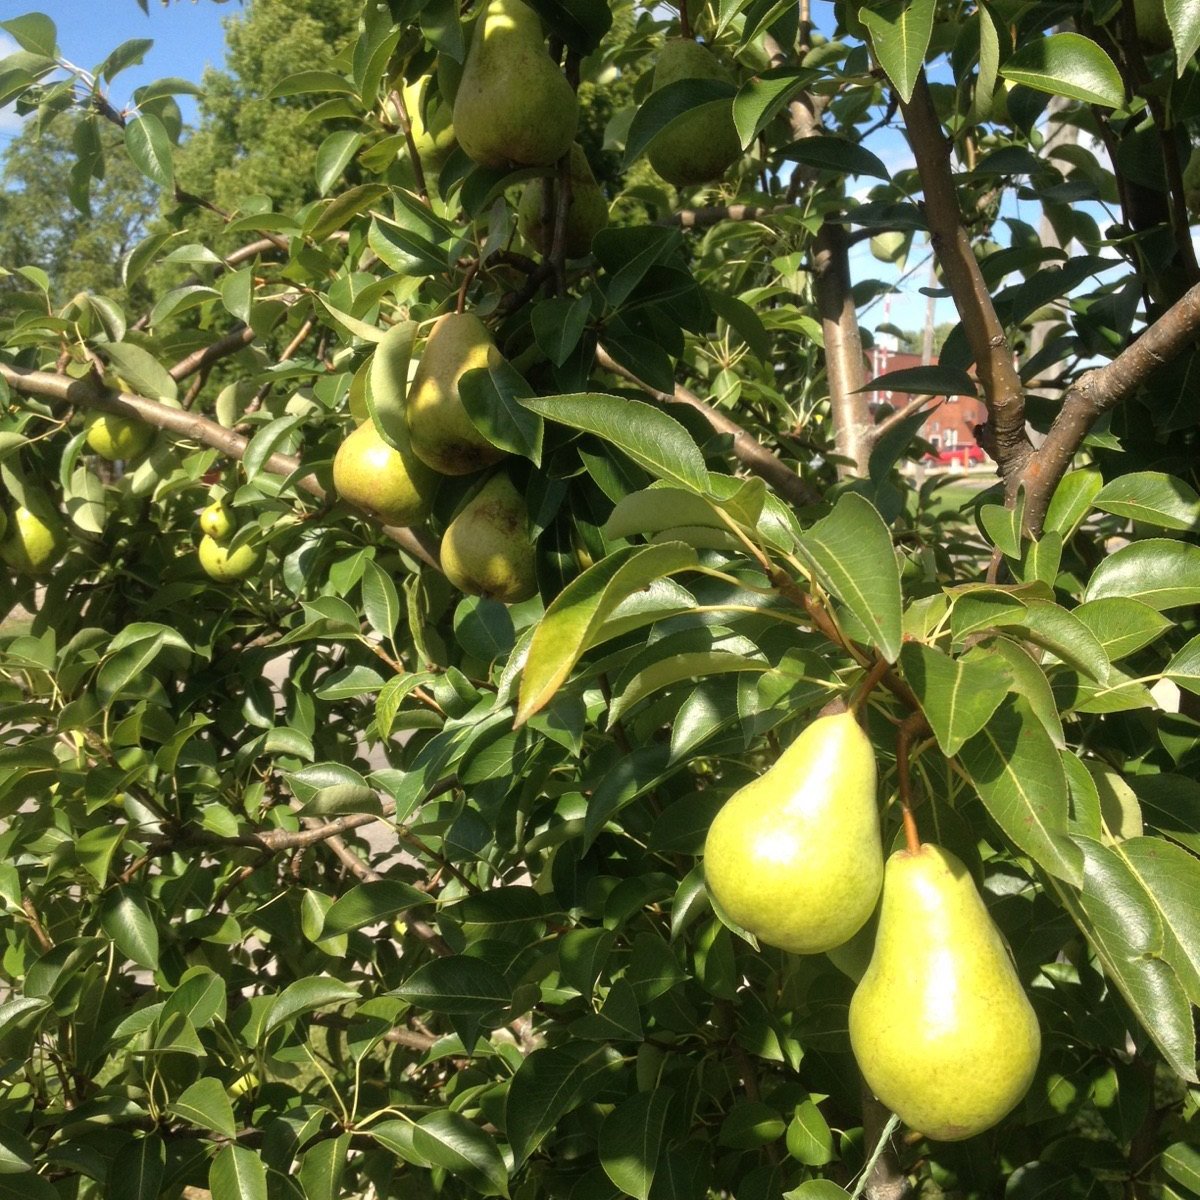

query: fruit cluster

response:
[704,711,1042,1142]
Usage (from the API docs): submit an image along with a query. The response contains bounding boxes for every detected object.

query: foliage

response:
[0,1,1199,1199]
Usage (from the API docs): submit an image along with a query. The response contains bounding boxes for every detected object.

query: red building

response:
[866,347,989,465]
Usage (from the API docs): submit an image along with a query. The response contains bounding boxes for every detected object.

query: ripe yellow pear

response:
[703,711,882,954]
[849,844,1041,1141]
[84,411,154,461]
[406,313,507,476]
[517,143,609,258]
[333,420,436,525]
[647,39,742,187]
[453,0,578,168]
[440,473,538,604]
[0,503,67,576]
[199,500,235,541]
[198,534,263,582]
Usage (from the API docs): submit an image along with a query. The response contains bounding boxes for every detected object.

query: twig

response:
[871,394,940,441]
[386,88,431,205]
[168,325,256,382]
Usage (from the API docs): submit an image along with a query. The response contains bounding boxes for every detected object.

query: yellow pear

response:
[333,420,436,525]
[199,500,235,541]
[703,711,882,955]
[198,534,263,583]
[0,503,67,576]
[84,411,154,461]
[406,313,507,476]
[453,0,578,168]
[849,844,1042,1141]
[647,39,742,187]
[517,143,609,258]
[390,77,457,173]
[440,473,538,604]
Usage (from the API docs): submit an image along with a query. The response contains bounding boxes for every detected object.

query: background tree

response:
[1,2,1199,1200]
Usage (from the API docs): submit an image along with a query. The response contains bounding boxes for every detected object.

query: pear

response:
[517,143,609,258]
[84,411,154,461]
[198,534,263,583]
[453,0,578,169]
[647,39,743,187]
[0,503,67,576]
[703,711,882,955]
[406,313,507,476]
[849,844,1041,1141]
[333,419,436,525]
[391,77,457,174]
[199,500,235,542]
[440,473,538,604]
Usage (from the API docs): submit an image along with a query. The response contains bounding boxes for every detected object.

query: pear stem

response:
[849,657,890,714]
[896,711,930,855]
[455,261,479,315]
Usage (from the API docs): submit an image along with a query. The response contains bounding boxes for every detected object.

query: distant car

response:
[926,445,987,467]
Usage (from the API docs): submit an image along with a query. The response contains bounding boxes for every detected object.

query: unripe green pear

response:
[0,503,67,576]
[333,419,436,525]
[406,313,507,476]
[647,39,742,187]
[703,711,883,955]
[84,411,154,461]
[198,534,263,582]
[517,143,609,258]
[440,473,538,604]
[389,77,457,173]
[869,230,908,264]
[199,500,235,541]
[453,0,578,168]
[849,844,1041,1141]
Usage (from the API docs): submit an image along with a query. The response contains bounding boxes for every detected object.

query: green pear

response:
[453,0,578,168]
[703,711,882,955]
[198,534,263,582]
[333,419,437,525]
[391,77,457,173]
[84,411,154,461]
[440,473,538,604]
[406,313,507,476]
[869,230,908,264]
[0,503,67,576]
[517,143,609,258]
[849,844,1041,1141]
[647,39,742,187]
[199,500,235,542]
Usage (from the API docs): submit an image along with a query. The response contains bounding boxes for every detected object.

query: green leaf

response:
[321,880,428,937]
[599,1088,673,1200]
[1094,471,1200,530]
[102,341,179,402]
[1014,599,1111,682]
[459,361,543,464]
[315,130,363,195]
[268,69,354,99]
[1043,467,1102,539]
[264,978,359,1035]
[1165,633,1200,695]
[860,0,937,103]
[784,1099,833,1165]
[169,1077,237,1139]
[1073,598,1172,661]
[1084,538,1200,609]
[124,114,174,188]
[1001,33,1125,108]
[733,70,817,148]
[958,698,1080,884]
[531,297,591,367]
[0,14,56,57]
[108,1135,165,1200]
[796,493,903,662]
[898,643,1011,756]
[394,956,511,1015]
[361,561,401,645]
[298,1133,351,1200]
[624,78,736,167]
[516,542,698,724]
[209,1145,268,1200]
[719,1100,787,1149]
[413,1112,509,1197]
[1162,1141,1200,1195]
[521,394,708,494]
[100,887,159,969]
[784,1183,849,1200]
[506,1045,614,1165]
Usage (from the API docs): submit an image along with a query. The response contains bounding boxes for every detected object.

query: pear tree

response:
[1,1,1200,1199]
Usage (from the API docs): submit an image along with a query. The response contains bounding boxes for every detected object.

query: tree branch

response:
[0,363,442,570]
[168,324,257,382]
[899,73,1031,492]
[593,344,821,507]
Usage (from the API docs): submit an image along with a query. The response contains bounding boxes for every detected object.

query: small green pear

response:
[703,711,882,955]
[84,411,154,461]
[647,39,743,187]
[199,500,235,541]
[333,419,436,525]
[869,230,908,264]
[198,534,263,583]
[453,0,578,168]
[440,473,538,604]
[849,844,1041,1141]
[406,313,507,476]
[0,503,67,576]
[517,143,609,258]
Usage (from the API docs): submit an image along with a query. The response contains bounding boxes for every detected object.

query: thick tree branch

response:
[169,324,257,381]
[899,73,1031,492]
[594,345,821,507]
[0,363,441,569]
[1019,280,1200,534]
